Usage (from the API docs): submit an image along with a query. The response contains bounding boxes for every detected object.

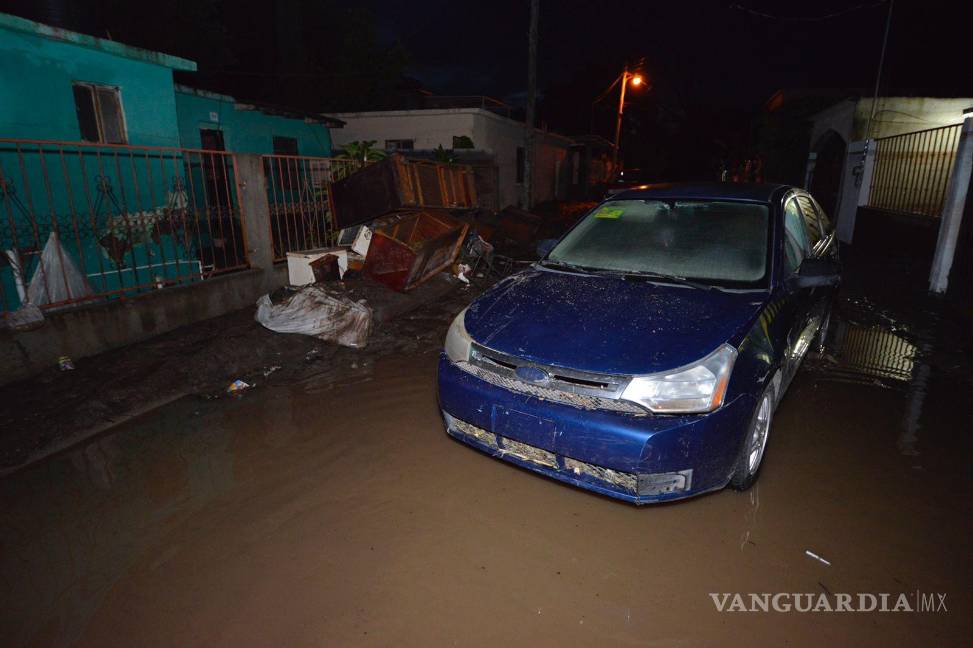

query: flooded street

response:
[2,281,971,646]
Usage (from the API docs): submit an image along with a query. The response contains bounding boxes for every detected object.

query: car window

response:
[796,194,824,251]
[547,199,769,285]
[783,197,808,275]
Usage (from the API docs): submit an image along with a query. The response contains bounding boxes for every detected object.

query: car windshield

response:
[546,199,770,286]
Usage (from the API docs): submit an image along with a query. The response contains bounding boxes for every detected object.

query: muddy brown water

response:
[1,302,971,646]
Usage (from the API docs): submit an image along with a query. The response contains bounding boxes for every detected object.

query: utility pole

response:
[611,66,630,173]
[523,0,539,209]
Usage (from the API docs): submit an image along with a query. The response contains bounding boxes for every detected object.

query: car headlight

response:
[444,307,473,363]
[620,344,737,413]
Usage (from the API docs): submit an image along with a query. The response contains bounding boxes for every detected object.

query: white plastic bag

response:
[27,232,93,307]
[255,285,372,348]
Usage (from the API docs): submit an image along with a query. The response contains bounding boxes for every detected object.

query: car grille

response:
[563,457,638,493]
[450,417,498,449]
[458,344,646,416]
[498,438,558,468]
[446,416,638,494]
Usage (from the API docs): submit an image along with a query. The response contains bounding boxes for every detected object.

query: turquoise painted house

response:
[0,12,337,312]
[174,85,335,156]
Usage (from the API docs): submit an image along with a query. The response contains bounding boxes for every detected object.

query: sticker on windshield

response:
[594,206,625,219]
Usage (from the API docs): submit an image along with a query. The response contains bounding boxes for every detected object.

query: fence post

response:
[233,154,275,280]
[929,109,973,294]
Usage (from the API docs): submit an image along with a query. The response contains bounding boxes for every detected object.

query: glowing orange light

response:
[630,74,644,87]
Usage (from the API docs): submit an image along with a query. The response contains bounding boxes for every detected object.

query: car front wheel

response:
[729,383,775,491]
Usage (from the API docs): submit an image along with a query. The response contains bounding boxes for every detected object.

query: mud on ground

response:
[0,276,483,472]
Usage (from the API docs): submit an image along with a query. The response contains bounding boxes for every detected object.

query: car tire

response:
[729,381,776,491]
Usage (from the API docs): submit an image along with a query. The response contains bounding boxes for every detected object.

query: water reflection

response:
[806,298,941,457]
[822,320,917,384]
[0,396,239,647]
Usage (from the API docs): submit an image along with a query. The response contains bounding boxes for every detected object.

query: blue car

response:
[438,184,839,504]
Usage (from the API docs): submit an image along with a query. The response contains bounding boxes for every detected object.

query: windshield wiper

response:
[605,270,720,291]
[538,259,593,275]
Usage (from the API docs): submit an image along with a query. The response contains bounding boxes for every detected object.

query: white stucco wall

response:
[330,108,573,208]
[852,97,973,140]
[331,109,479,151]
[806,97,973,244]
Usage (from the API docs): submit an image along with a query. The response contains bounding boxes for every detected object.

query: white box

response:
[286,247,348,286]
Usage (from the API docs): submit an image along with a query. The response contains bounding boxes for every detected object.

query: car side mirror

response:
[790,257,840,289]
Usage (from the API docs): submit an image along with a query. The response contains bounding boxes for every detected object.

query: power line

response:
[729,1,888,22]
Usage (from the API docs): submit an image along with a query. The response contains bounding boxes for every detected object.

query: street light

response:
[611,66,646,172]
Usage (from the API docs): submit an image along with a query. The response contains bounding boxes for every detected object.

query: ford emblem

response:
[515,365,550,383]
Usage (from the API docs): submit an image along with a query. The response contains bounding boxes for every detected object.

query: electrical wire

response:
[729,1,888,22]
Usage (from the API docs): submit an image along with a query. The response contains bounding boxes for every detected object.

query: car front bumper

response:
[438,355,755,504]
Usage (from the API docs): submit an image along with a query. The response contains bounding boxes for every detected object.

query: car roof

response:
[610,182,793,204]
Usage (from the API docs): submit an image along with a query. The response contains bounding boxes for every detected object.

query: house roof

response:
[330,107,574,144]
[0,12,196,71]
[174,84,345,128]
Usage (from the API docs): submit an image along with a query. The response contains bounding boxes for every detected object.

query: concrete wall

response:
[853,97,973,140]
[331,109,479,152]
[0,154,285,386]
[331,108,573,207]
[0,266,284,385]
[470,110,572,207]
[175,88,333,156]
[0,13,192,146]
[806,97,973,243]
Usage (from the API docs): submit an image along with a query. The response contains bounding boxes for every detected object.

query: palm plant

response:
[338,140,388,164]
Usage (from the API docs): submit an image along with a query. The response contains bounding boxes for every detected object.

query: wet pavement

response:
[2,259,972,646]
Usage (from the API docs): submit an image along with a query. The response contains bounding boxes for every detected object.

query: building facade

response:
[0,12,194,147]
[0,13,338,312]
[804,96,973,244]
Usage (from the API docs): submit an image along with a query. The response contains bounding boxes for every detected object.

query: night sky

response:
[3,0,971,177]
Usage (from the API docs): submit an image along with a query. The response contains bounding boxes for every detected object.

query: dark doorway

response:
[809,131,846,222]
[197,128,242,269]
[199,128,230,207]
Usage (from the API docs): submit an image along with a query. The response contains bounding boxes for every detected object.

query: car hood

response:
[465,267,767,375]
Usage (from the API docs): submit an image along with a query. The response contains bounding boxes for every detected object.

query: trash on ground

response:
[805,550,831,566]
[57,355,75,371]
[262,365,281,377]
[338,224,374,258]
[226,379,251,394]
[255,284,373,348]
[287,247,349,285]
[453,262,472,284]
[309,253,342,282]
[331,154,478,229]
[2,302,45,331]
[364,211,469,292]
[497,206,542,246]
